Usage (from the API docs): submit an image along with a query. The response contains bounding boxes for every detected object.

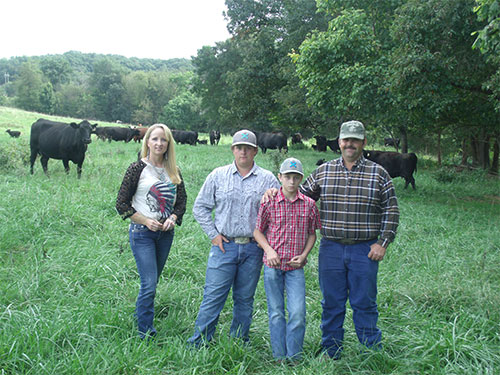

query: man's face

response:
[232,144,258,168]
[339,137,366,163]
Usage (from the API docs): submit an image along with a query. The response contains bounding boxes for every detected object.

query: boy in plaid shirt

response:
[254,157,321,362]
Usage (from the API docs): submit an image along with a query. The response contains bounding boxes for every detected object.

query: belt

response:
[334,238,377,245]
[223,235,255,244]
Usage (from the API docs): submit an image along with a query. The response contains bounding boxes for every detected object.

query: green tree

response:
[14,62,44,112]
[39,56,72,89]
[159,91,203,131]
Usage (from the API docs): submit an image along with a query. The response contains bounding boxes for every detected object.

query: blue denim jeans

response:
[264,266,306,360]
[129,223,174,338]
[187,241,263,346]
[318,238,381,358]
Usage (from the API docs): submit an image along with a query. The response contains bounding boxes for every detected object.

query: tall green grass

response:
[0,107,499,374]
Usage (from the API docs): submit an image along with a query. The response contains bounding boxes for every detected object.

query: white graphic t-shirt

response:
[132,160,177,222]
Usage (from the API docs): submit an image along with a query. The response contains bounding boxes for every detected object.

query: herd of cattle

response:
[17,118,418,188]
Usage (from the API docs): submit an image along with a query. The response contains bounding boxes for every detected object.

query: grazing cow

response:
[291,133,303,145]
[314,136,327,152]
[101,126,139,142]
[197,139,208,145]
[172,130,199,145]
[316,158,327,166]
[133,127,148,143]
[364,150,418,189]
[209,130,221,145]
[384,137,400,148]
[6,129,21,138]
[93,126,108,141]
[30,118,96,178]
[255,132,288,153]
[326,137,340,153]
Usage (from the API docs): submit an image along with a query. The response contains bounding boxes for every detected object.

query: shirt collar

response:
[230,161,258,177]
[340,155,366,170]
[276,187,305,203]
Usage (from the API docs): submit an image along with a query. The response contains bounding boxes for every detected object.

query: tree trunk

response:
[470,135,479,166]
[437,129,442,166]
[460,138,468,165]
[490,136,499,175]
[399,125,408,153]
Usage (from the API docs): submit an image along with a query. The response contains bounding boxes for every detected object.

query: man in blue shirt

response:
[188,129,280,347]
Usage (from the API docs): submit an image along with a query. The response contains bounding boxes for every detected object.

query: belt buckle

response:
[234,237,250,244]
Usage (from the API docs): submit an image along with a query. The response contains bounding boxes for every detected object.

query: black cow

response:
[30,118,96,178]
[384,137,400,148]
[209,130,221,145]
[326,137,340,153]
[364,150,418,189]
[93,126,108,141]
[291,133,303,145]
[316,158,327,166]
[197,139,208,145]
[6,129,21,138]
[172,130,198,145]
[102,126,139,142]
[314,136,327,152]
[255,132,288,153]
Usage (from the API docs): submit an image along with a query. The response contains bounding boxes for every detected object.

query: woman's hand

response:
[146,218,163,232]
[161,216,176,231]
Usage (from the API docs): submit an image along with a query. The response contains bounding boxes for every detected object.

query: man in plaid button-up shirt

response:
[300,120,399,359]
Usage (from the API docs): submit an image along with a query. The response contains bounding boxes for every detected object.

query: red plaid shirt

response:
[255,188,321,271]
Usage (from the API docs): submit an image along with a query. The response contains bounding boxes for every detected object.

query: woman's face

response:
[147,127,169,158]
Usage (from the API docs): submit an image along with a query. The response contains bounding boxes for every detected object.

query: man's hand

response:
[212,234,229,253]
[261,188,279,204]
[368,243,386,261]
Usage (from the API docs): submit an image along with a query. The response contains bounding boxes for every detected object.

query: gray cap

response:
[232,129,257,147]
[279,157,304,176]
[339,120,365,140]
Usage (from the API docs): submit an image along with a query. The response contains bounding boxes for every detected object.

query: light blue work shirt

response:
[193,161,280,240]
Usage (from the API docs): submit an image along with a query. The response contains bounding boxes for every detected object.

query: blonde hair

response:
[141,124,181,184]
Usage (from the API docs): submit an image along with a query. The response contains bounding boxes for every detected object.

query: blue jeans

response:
[187,241,263,346]
[264,266,306,360]
[318,238,381,358]
[129,223,174,338]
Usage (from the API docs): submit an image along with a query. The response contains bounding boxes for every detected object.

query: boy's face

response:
[278,172,303,194]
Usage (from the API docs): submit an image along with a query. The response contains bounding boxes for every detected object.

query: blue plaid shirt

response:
[193,161,280,240]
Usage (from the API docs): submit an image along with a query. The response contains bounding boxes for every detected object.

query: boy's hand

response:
[266,248,281,267]
[287,255,306,268]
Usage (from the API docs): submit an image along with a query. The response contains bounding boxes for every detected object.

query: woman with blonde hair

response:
[116,124,186,339]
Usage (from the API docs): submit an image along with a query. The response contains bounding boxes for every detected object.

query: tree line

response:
[0,0,498,173]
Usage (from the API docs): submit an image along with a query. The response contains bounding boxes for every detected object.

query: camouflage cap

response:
[339,120,365,140]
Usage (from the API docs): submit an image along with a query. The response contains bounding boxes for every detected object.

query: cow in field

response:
[364,150,418,189]
[30,118,96,178]
[326,137,340,152]
[6,129,21,138]
[172,130,198,145]
[133,127,148,143]
[255,132,288,153]
[384,137,400,148]
[197,139,208,145]
[209,130,221,145]
[291,133,303,145]
[103,126,139,142]
[314,136,327,152]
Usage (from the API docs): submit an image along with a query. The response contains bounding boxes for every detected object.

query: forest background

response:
[1,0,499,171]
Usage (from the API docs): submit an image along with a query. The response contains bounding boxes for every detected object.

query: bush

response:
[0,138,30,172]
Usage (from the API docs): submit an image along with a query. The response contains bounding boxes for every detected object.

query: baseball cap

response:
[339,120,365,140]
[279,157,304,176]
[232,129,257,147]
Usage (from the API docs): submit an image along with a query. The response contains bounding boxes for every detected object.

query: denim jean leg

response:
[264,266,286,359]
[284,268,306,360]
[318,238,347,358]
[187,243,238,346]
[348,241,381,348]
[129,225,173,338]
[230,242,263,341]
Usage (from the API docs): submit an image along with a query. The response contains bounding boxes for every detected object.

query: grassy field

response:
[0,106,499,374]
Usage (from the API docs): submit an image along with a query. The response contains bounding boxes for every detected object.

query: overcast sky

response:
[1,0,231,60]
